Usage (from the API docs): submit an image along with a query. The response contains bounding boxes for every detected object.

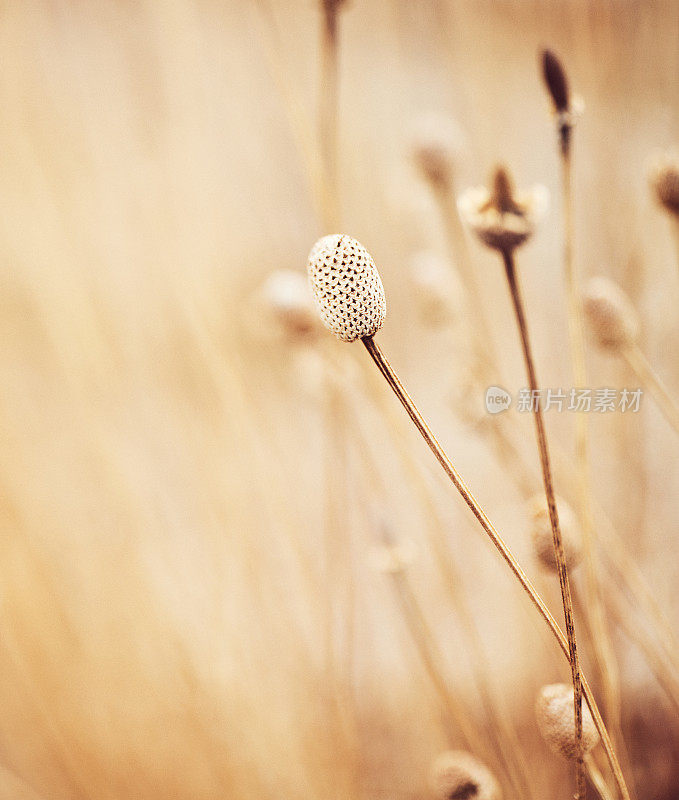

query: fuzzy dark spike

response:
[541,48,570,112]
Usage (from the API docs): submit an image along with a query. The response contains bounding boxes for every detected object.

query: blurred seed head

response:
[541,49,570,114]
[307,234,386,342]
[458,166,549,253]
[430,751,501,800]
[648,151,679,216]
[536,683,600,760]
[410,250,463,327]
[258,270,321,341]
[583,277,639,352]
[410,113,464,191]
[528,494,582,572]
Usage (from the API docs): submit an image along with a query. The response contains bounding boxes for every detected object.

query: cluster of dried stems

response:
[271,8,679,800]
[1,3,679,800]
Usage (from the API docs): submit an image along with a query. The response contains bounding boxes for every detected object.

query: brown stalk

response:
[557,97,623,764]
[360,335,630,800]
[345,381,531,799]
[319,0,342,229]
[501,249,585,799]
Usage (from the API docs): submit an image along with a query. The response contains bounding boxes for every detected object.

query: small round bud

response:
[410,113,464,190]
[536,683,599,760]
[541,49,570,114]
[648,152,679,216]
[583,277,639,352]
[307,234,386,342]
[528,494,582,572]
[430,751,501,800]
[258,270,320,340]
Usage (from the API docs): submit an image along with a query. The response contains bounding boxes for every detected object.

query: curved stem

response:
[361,335,629,800]
[501,249,585,798]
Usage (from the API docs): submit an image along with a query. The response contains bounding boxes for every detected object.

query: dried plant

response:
[307,233,630,800]
[460,165,586,799]
[584,276,679,432]
[430,750,501,800]
[541,47,622,758]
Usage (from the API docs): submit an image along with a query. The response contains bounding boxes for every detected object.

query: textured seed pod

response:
[307,234,386,342]
[583,277,639,352]
[648,152,679,216]
[536,683,599,760]
[458,167,548,254]
[410,113,464,190]
[528,494,582,572]
[258,270,320,340]
[430,751,501,800]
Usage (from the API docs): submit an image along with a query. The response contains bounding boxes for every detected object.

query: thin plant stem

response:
[319,1,341,230]
[561,145,623,761]
[622,343,679,433]
[501,249,585,799]
[585,754,615,800]
[360,335,630,800]
[389,566,489,754]
[345,383,533,800]
[253,0,328,227]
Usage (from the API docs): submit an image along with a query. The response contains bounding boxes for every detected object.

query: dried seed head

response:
[410,251,462,326]
[536,683,600,760]
[541,49,570,113]
[528,494,582,572]
[430,751,501,800]
[410,113,464,190]
[258,270,321,340]
[583,277,639,352]
[307,234,386,342]
[458,166,549,253]
[648,152,679,216]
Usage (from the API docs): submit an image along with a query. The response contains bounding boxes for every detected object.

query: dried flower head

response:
[541,49,570,114]
[536,683,599,760]
[307,234,386,342]
[583,277,639,352]
[410,113,464,191]
[528,494,582,572]
[458,167,549,254]
[410,251,462,326]
[430,751,501,800]
[648,151,679,216]
[258,270,321,340]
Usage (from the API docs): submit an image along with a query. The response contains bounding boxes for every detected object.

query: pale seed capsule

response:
[430,751,501,800]
[258,269,320,340]
[410,113,464,191]
[307,234,386,342]
[536,683,599,760]
[457,167,548,254]
[528,494,582,572]
[583,277,639,352]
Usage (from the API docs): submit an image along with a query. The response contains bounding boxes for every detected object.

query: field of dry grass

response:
[0,1,677,799]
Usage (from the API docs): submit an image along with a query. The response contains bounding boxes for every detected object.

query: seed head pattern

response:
[536,683,600,760]
[307,234,387,342]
